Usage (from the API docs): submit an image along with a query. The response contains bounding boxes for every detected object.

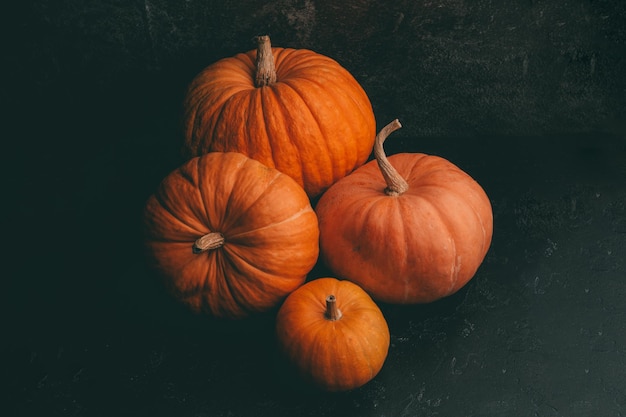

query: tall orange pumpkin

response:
[143,152,320,319]
[315,120,493,304]
[181,35,376,198]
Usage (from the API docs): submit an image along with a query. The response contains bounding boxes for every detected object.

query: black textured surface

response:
[6,0,626,138]
[5,1,626,416]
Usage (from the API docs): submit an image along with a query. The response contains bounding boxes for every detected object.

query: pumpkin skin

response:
[181,35,376,198]
[275,277,390,392]
[143,152,320,319]
[315,120,493,304]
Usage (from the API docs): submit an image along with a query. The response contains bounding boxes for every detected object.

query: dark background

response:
[4,1,626,416]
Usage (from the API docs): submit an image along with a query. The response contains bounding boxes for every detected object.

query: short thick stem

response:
[324,295,342,321]
[193,232,225,254]
[374,119,409,196]
[255,35,277,87]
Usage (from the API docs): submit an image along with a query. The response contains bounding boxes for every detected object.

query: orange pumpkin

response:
[143,152,320,319]
[275,277,390,392]
[181,35,376,198]
[315,120,493,304]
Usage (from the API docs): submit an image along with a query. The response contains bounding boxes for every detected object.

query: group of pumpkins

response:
[142,35,494,392]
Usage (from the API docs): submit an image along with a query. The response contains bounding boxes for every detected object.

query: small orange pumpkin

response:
[275,277,390,392]
[315,120,493,304]
[181,35,376,198]
[143,152,320,319]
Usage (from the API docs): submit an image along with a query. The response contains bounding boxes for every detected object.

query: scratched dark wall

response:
[6,0,626,140]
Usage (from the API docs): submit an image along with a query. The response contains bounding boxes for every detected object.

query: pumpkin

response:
[315,119,493,304]
[143,152,320,319]
[275,277,390,392]
[181,35,376,198]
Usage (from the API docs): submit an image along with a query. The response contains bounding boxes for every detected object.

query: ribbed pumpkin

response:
[181,35,376,198]
[275,277,390,392]
[315,120,493,304]
[143,152,320,319]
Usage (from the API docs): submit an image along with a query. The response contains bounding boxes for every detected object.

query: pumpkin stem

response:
[374,119,409,196]
[193,232,225,254]
[324,295,343,321]
[255,35,277,87]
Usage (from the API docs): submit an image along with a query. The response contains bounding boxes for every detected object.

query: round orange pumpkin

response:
[181,35,376,198]
[143,152,320,319]
[275,277,390,392]
[315,120,493,304]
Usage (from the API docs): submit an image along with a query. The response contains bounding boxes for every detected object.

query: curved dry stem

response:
[373,119,409,196]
